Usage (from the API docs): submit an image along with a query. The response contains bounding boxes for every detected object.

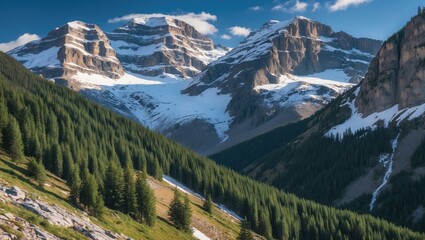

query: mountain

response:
[107,16,228,78]
[1,51,424,239]
[211,11,425,232]
[183,16,382,154]
[8,17,380,155]
[9,21,124,89]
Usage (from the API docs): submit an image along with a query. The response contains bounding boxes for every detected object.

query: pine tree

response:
[80,170,104,217]
[182,193,192,233]
[69,167,81,204]
[5,116,24,162]
[136,171,156,226]
[123,165,138,217]
[237,219,254,240]
[27,158,46,188]
[203,194,213,214]
[258,211,273,240]
[168,188,185,230]
[51,143,63,177]
[104,161,124,210]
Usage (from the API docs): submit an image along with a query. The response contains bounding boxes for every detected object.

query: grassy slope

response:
[0,150,240,240]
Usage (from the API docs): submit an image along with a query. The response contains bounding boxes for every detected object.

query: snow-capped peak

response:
[131,16,173,27]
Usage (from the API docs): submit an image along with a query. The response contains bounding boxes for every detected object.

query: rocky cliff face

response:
[356,14,425,116]
[181,17,381,150]
[9,21,124,89]
[108,17,228,78]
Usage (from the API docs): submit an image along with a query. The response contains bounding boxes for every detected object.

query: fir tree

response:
[182,193,192,233]
[27,157,46,188]
[69,167,81,204]
[237,219,254,240]
[104,161,124,210]
[203,194,213,214]
[168,187,192,231]
[123,165,138,217]
[5,116,24,162]
[136,170,156,226]
[80,170,104,217]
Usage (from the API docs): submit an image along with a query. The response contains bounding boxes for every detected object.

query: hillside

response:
[0,52,424,239]
[210,11,425,232]
[0,149,240,239]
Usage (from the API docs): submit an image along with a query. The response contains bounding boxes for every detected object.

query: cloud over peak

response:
[229,26,251,37]
[108,12,218,35]
[272,1,308,13]
[0,33,40,52]
[329,0,371,12]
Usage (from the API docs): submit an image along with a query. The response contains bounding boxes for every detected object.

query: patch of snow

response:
[369,134,400,211]
[323,45,374,58]
[319,36,335,43]
[304,69,351,83]
[326,93,425,138]
[255,73,353,109]
[75,71,232,141]
[162,175,204,199]
[111,40,163,57]
[162,175,243,221]
[12,47,61,69]
[193,228,211,240]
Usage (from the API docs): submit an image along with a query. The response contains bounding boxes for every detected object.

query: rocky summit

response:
[108,16,228,78]
[181,16,382,153]
[9,21,124,89]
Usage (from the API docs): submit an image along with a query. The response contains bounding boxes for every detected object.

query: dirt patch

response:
[150,178,237,240]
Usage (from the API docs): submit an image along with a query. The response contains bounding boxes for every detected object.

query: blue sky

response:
[0,0,423,49]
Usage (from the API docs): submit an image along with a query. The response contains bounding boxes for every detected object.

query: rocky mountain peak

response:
[356,13,425,116]
[108,16,228,78]
[10,20,124,89]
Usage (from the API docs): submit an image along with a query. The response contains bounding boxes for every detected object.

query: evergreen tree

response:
[80,170,104,217]
[69,167,81,204]
[258,211,273,240]
[203,194,213,214]
[27,157,46,188]
[136,171,156,226]
[51,143,63,177]
[237,219,254,240]
[5,116,24,162]
[104,161,124,210]
[123,165,138,217]
[168,188,187,231]
[182,193,192,233]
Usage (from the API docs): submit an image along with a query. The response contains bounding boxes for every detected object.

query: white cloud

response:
[249,6,263,11]
[108,12,218,35]
[229,26,251,37]
[0,33,40,52]
[312,2,321,12]
[220,34,232,40]
[329,0,371,12]
[272,1,308,13]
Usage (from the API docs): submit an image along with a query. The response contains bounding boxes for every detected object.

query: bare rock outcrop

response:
[108,16,228,78]
[356,13,425,116]
[9,21,124,89]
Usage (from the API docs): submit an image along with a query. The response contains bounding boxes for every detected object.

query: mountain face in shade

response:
[108,16,228,78]
[9,21,124,89]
